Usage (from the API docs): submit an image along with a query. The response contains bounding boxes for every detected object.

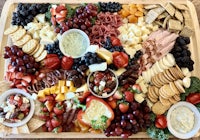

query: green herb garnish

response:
[91,115,108,130]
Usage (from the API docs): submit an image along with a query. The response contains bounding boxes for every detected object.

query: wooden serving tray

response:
[0,0,200,138]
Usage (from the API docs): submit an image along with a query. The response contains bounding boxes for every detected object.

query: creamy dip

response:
[61,31,87,57]
[170,106,195,133]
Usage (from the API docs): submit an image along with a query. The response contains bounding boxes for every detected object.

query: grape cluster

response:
[12,3,49,26]
[72,52,105,69]
[103,37,125,52]
[55,4,98,34]
[45,40,64,59]
[4,45,40,74]
[170,36,194,71]
[104,101,152,138]
[99,2,122,13]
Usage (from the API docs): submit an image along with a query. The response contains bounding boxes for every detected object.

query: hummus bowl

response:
[167,101,200,139]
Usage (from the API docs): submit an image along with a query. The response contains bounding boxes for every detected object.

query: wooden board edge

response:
[186,0,200,78]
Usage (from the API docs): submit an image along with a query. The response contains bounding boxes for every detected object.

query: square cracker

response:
[27,117,45,132]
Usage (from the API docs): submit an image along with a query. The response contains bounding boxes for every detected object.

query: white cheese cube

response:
[22,97,29,103]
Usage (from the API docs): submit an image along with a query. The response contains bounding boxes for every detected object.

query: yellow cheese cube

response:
[43,88,51,95]
[66,80,74,87]
[69,86,77,92]
[54,86,60,94]
[55,93,65,101]
[58,80,66,87]
[50,86,56,94]
[61,86,68,93]
[37,90,45,98]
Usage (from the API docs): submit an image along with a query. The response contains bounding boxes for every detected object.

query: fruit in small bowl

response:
[87,69,118,98]
[0,88,35,127]
[167,101,200,139]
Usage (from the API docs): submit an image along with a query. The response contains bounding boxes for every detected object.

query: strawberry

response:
[22,75,32,83]
[45,100,55,112]
[50,8,57,16]
[113,91,123,99]
[51,16,56,26]
[21,80,29,87]
[15,72,23,79]
[124,91,134,102]
[31,79,38,84]
[16,84,23,89]
[56,17,65,24]
[5,72,12,81]
[10,72,16,80]
[110,36,121,46]
[108,99,117,109]
[55,5,66,13]
[7,64,15,72]
[13,78,21,85]
[131,84,142,94]
[119,102,129,113]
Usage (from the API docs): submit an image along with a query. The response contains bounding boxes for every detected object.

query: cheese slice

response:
[96,48,113,64]
[89,62,107,72]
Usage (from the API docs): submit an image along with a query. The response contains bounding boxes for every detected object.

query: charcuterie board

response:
[0,0,200,139]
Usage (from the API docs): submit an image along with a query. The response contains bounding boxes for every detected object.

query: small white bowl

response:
[0,88,35,127]
[59,29,90,58]
[167,101,200,139]
[87,69,118,98]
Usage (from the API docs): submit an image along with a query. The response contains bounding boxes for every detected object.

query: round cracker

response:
[35,50,47,62]
[159,96,172,106]
[11,28,26,42]
[175,65,185,79]
[33,44,44,58]
[4,25,19,35]
[174,80,185,93]
[22,39,38,54]
[169,82,179,94]
[152,101,170,115]
[14,34,32,48]
[30,44,40,56]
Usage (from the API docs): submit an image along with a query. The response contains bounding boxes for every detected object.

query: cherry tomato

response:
[61,56,74,70]
[112,51,129,68]
[155,115,167,129]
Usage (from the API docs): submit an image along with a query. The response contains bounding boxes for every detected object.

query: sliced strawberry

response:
[59,10,67,17]
[7,64,15,72]
[45,100,55,112]
[124,91,134,102]
[10,82,15,88]
[15,72,23,79]
[16,84,23,89]
[55,5,66,13]
[13,78,21,85]
[119,102,129,113]
[21,80,29,87]
[22,75,32,83]
[31,79,38,84]
[10,72,16,81]
[56,17,65,23]
[113,91,123,99]
[50,8,57,16]
[5,72,12,81]
[51,16,57,26]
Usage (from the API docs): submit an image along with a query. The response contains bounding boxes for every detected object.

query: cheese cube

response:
[58,80,66,87]
[55,93,65,101]
[61,86,68,93]
[37,90,45,98]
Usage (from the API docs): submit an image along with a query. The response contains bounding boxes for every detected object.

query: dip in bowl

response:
[87,69,118,98]
[59,29,90,58]
[0,88,35,127]
[167,101,200,139]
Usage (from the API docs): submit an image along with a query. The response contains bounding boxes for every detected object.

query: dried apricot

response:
[128,15,138,23]
[135,11,143,17]
[130,7,137,15]
[136,4,144,8]
[121,10,130,17]
[137,7,144,13]
[122,5,129,11]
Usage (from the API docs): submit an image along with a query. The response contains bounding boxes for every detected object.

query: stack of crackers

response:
[147,65,188,115]
[144,2,194,37]
[4,25,47,62]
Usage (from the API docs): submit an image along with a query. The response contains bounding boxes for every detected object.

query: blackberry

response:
[45,40,64,59]
[99,2,122,13]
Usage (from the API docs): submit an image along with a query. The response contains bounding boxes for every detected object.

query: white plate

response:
[167,101,200,139]
[0,88,35,127]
